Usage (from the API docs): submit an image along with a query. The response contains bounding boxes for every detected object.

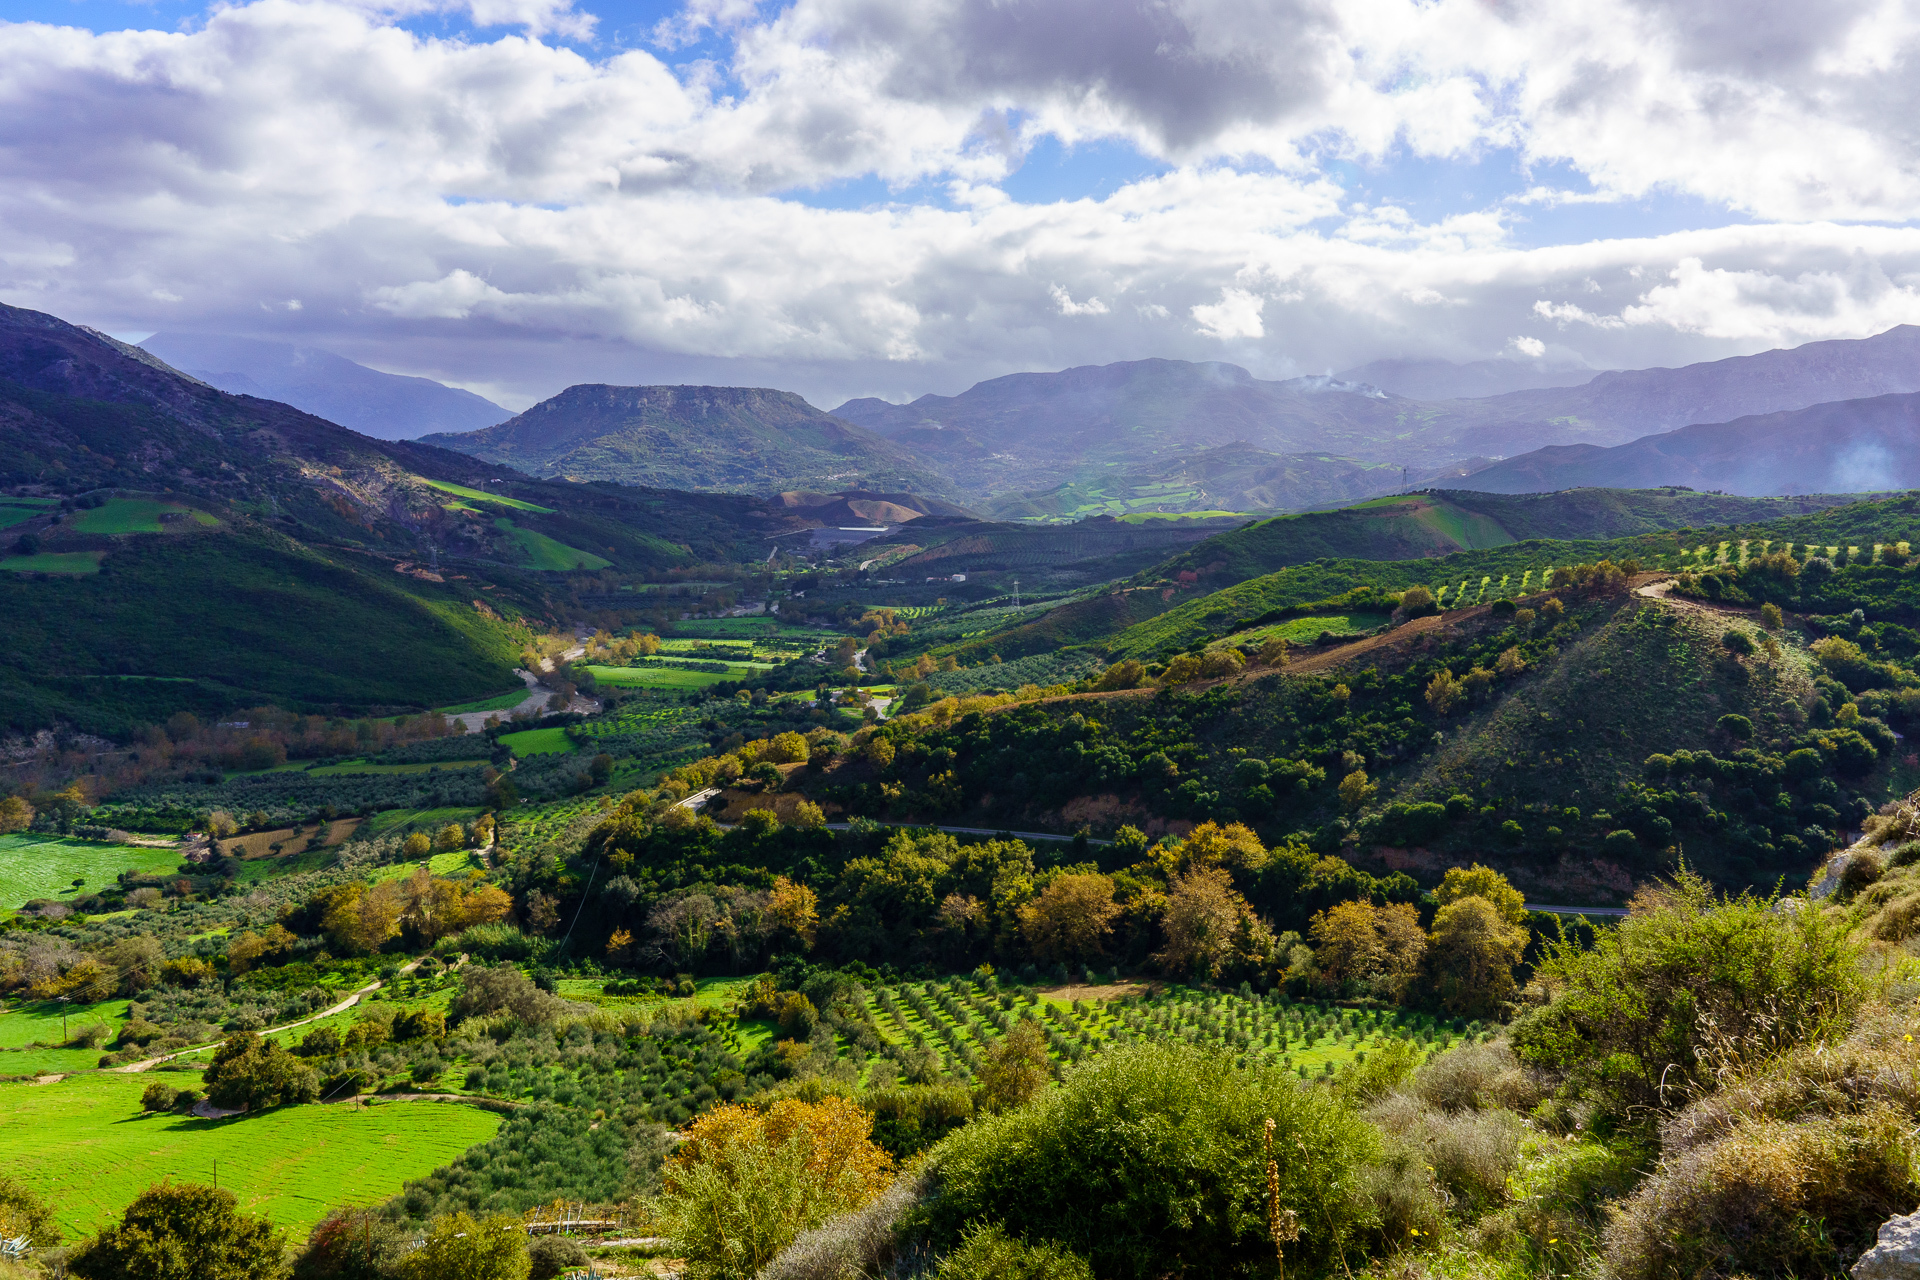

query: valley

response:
[6,299,1920,1280]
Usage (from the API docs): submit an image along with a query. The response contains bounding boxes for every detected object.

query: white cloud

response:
[4,0,1920,406]
[1049,284,1110,316]
[1509,335,1545,357]
[1191,288,1267,340]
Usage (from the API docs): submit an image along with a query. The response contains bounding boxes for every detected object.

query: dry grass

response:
[1601,1105,1918,1280]
[1408,1042,1545,1115]
[757,1170,930,1280]
[1366,1094,1524,1212]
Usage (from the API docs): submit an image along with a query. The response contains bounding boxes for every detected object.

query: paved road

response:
[1525,902,1628,917]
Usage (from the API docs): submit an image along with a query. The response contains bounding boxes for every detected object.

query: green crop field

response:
[1,1073,503,1240]
[0,835,185,911]
[498,726,576,756]
[845,977,1477,1085]
[67,499,217,534]
[306,760,488,776]
[0,505,40,529]
[436,688,531,715]
[586,663,734,690]
[492,518,610,572]
[1,550,106,575]
[420,478,554,513]
[364,806,486,837]
[1220,612,1391,646]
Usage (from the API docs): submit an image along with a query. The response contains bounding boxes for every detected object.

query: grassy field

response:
[497,727,576,756]
[670,617,826,640]
[1,550,106,575]
[306,760,488,776]
[368,849,490,882]
[0,835,185,911]
[420,478,554,513]
[364,806,486,837]
[436,688,531,715]
[1219,612,1391,646]
[0,505,39,529]
[0,997,131,1049]
[67,499,217,534]
[585,663,734,690]
[1,1073,503,1240]
[493,518,610,572]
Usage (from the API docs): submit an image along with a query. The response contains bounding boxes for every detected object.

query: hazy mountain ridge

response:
[1461,392,1920,495]
[140,332,510,441]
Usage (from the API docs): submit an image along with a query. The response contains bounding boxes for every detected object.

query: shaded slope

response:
[424,384,951,496]
[1460,393,1920,496]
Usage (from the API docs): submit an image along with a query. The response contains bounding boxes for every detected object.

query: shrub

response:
[293,1208,402,1280]
[0,1175,61,1248]
[69,1182,285,1280]
[526,1236,587,1280]
[1408,1041,1542,1115]
[396,1212,529,1280]
[1602,1107,1918,1280]
[1511,874,1865,1120]
[934,1223,1093,1280]
[925,1041,1379,1279]
[759,1170,928,1280]
[139,1082,180,1113]
[659,1098,894,1280]
[1365,1092,1521,1212]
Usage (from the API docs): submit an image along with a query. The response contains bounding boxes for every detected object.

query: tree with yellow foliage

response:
[1020,872,1120,964]
[1433,864,1526,924]
[660,1097,893,1279]
[769,876,820,947]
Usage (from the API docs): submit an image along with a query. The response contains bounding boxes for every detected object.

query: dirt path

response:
[116,956,450,1073]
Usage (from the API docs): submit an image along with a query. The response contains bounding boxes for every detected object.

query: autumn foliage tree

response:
[1020,873,1120,964]
[660,1097,894,1279]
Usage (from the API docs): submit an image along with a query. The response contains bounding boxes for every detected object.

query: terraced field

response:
[825,977,1480,1083]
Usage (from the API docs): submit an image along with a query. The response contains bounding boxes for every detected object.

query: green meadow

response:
[0,835,185,911]
[1,1072,502,1240]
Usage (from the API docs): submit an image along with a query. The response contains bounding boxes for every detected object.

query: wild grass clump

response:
[933,1223,1094,1280]
[758,1170,930,1280]
[1407,1041,1543,1115]
[1365,1094,1523,1213]
[925,1040,1379,1279]
[1601,1106,1919,1280]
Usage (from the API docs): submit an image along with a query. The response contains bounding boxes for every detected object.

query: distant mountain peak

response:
[139,332,509,441]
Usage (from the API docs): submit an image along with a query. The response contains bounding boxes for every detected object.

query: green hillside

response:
[1149,488,1874,590]
[0,524,522,734]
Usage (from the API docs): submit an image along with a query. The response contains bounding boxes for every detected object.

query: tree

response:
[396,1213,528,1280]
[1432,864,1526,925]
[1760,602,1784,630]
[403,832,433,860]
[1337,769,1376,811]
[0,795,32,834]
[975,1020,1051,1113]
[1178,821,1267,874]
[433,824,466,852]
[202,1031,321,1111]
[1156,867,1246,982]
[1425,669,1466,716]
[1019,873,1120,964]
[1397,585,1437,618]
[315,881,403,954]
[769,876,819,947]
[659,1097,893,1280]
[69,1182,285,1280]
[1309,900,1425,991]
[1422,896,1527,1018]
[0,1173,60,1248]
[1494,646,1526,677]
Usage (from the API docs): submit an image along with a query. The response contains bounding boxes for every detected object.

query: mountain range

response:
[401,325,1920,510]
[421,384,945,496]
[139,332,509,440]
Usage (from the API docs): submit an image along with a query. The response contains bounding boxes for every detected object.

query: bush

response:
[139,1082,180,1113]
[934,1224,1093,1280]
[925,1041,1379,1279]
[759,1172,928,1280]
[1365,1092,1521,1212]
[659,1098,894,1280]
[526,1236,586,1280]
[1602,1108,1918,1280]
[1511,874,1865,1120]
[0,1174,61,1248]
[69,1182,286,1280]
[293,1208,402,1280]
[396,1212,529,1280]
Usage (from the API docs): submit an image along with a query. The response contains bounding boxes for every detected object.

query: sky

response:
[4,0,1920,411]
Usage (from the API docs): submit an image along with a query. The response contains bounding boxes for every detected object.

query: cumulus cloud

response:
[3,0,1920,406]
